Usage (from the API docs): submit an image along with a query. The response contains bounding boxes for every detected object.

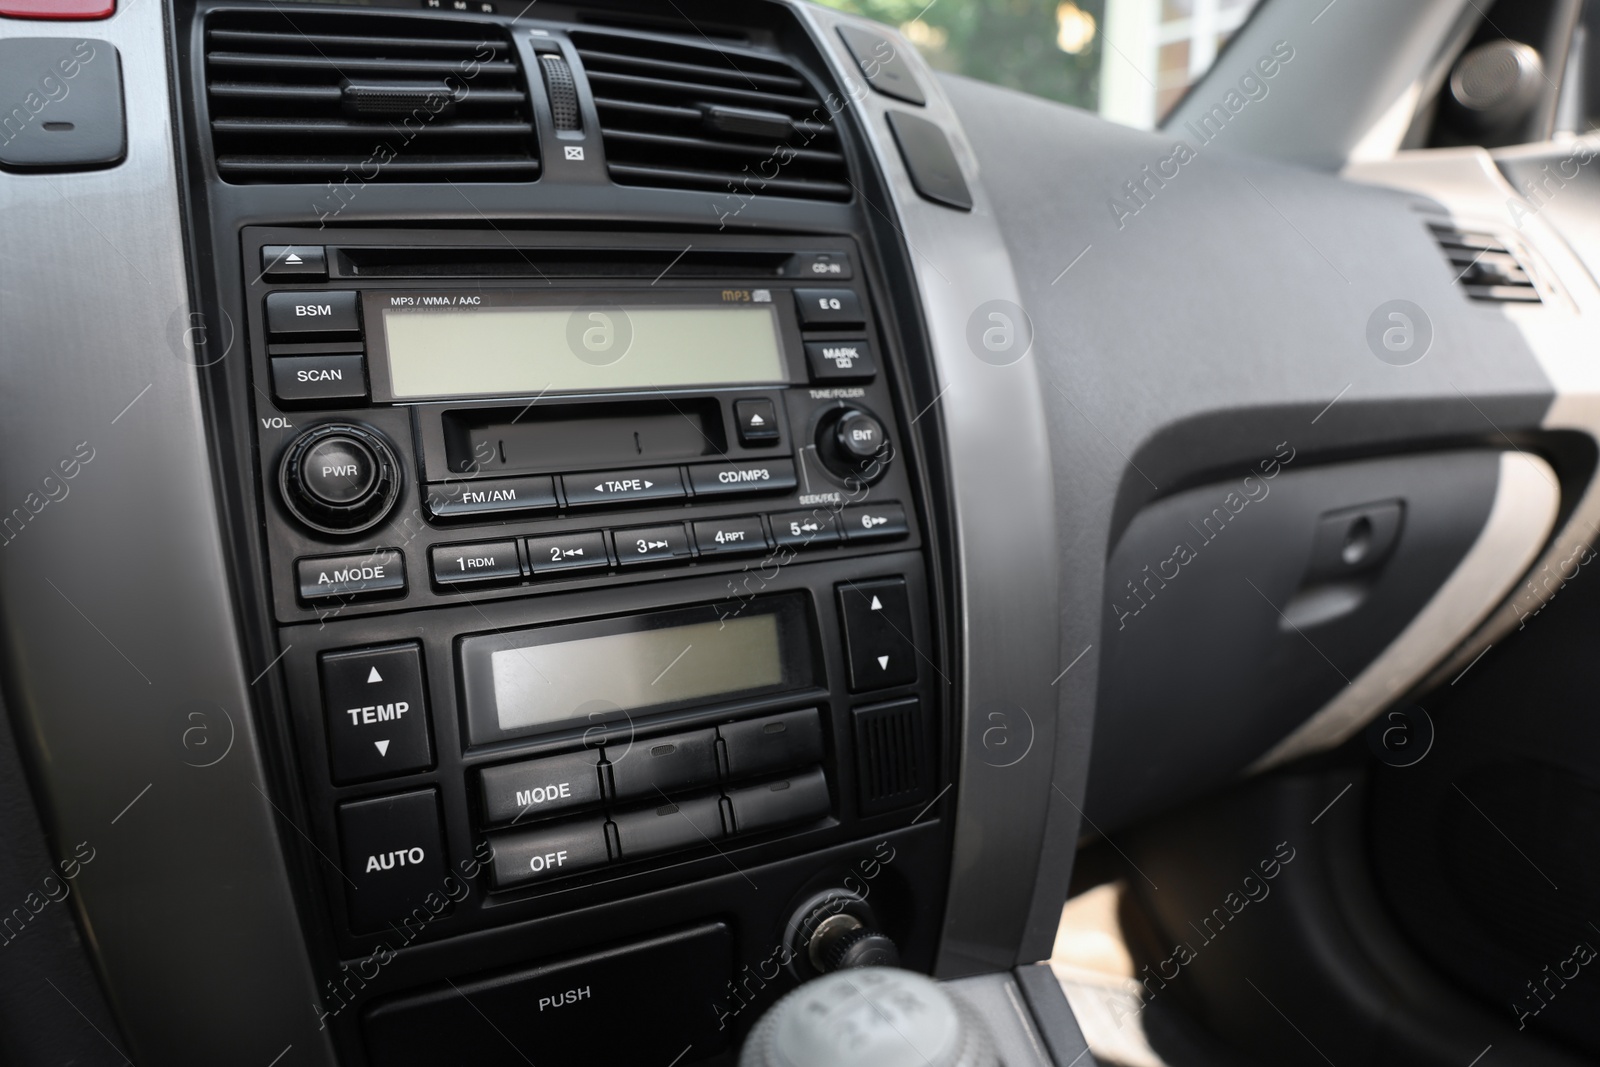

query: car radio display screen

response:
[457,597,812,744]
[380,301,786,398]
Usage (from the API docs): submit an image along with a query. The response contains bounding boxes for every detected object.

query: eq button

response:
[321,642,433,783]
[794,288,865,327]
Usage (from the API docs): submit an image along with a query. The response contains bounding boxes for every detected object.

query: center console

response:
[236,219,949,1060]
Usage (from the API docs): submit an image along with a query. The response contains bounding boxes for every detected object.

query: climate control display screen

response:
[457,597,812,744]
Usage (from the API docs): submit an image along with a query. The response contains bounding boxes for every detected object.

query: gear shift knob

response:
[738,967,999,1067]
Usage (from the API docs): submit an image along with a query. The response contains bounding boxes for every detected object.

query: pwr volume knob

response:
[279,424,400,535]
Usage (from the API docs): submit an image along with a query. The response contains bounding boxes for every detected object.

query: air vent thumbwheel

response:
[279,424,400,535]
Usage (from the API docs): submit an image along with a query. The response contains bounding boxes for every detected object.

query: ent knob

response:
[279,424,400,535]
[738,967,998,1067]
[815,405,890,482]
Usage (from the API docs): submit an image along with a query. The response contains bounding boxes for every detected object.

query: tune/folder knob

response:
[815,405,891,482]
[279,423,400,534]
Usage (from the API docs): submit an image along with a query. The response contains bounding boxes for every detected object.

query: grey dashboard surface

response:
[935,73,1557,829]
[0,2,335,1064]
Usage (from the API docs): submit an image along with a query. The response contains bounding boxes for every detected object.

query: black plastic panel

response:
[1090,450,1500,832]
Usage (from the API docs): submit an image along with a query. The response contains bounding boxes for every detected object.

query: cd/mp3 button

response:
[561,466,685,508]
[688,459,797,498]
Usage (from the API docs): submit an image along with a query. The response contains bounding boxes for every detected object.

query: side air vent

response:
[570,28,850,201]
[1430,223,1542,302]
[204,11,539,183]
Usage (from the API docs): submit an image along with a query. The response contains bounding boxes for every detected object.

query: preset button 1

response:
[321,642,433,783]
[430,540,521,586]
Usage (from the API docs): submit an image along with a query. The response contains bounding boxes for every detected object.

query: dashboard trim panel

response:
[797,7,1069,974]
[0,3,334,1064]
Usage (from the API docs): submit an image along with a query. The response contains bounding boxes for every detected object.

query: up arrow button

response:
[837,578,919,691]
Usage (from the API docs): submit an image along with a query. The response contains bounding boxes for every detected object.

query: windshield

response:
[815,0,1267,128]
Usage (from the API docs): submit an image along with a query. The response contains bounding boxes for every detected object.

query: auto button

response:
[338,789,446,931]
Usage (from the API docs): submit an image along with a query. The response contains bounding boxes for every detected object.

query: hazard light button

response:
[320,642,434,784]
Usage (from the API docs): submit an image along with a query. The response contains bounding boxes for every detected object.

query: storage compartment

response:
[363,923,733,1066]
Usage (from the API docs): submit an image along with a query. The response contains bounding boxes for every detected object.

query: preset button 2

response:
[321,643,433,783]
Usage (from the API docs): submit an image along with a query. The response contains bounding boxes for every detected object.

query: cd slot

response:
[339,245,793,280]
[442,398,726,477]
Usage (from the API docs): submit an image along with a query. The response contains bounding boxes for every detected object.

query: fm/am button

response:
[426,476,557,519]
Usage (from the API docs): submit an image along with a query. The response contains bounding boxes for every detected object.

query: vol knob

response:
[279,424,400,535]
[816,405,890,483]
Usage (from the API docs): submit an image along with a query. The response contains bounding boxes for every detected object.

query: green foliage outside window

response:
[813,0,1105,111]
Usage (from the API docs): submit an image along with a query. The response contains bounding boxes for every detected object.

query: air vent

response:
[1430,223,1542,302]
[204,11,539,184]
[853,699,928,814]
[571,28,850,201]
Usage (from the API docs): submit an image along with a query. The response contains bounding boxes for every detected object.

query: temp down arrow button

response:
[837,578,919,691]
[320,642,435,783]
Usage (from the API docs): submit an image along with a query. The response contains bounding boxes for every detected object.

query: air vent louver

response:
[1430,223,1542,303]
[571,28,850,202]
[204,11,539,184]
